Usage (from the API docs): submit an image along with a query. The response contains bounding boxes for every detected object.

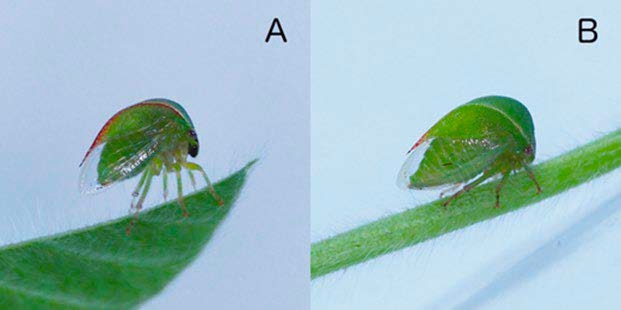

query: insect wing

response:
[79,119,174,194]
[397,138,433,189]
[398,137,506,189]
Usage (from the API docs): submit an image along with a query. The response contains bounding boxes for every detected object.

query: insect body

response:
[80,98,223,234]
[397,96,541,207]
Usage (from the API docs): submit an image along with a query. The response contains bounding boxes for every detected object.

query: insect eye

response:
[524,145,533,155]
[188,130,199,157]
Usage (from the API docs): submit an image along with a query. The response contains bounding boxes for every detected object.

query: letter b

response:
[579,18,598,43]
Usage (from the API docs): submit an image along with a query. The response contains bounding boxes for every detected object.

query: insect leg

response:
[187,169,197,191]
[126,168,154,235]
[443,171,493,207]
[131,170,149,211]
[495,173,510,208]
[185,162,224,206]
[174,163,189,217]
[523,164,542,195]
[439,183,463,199]
[162,168,169,201]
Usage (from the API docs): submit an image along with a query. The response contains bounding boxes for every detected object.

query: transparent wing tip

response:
[396,156,416,189]
[396,139,432,190]
[78,143,113,195]
[79,180,109,195]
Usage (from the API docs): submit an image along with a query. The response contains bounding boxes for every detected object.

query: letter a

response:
[265,18,287,43]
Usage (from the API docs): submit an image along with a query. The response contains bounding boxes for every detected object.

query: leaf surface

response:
[0,160,257,309]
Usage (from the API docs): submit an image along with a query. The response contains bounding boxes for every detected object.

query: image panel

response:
[312,1,620,309]
[0,2,309,309]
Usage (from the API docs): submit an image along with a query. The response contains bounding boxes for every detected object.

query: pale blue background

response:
[312,0,621,309]
[0,2,308,309]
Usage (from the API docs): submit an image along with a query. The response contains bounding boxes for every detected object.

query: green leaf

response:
[0,160,257,309]
[312,129,621,279]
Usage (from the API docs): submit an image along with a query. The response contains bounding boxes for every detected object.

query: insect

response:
[397,95,542,208]
[79,98,223,234]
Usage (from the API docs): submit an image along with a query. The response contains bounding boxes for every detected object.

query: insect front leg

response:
[127,168,154,236]
[187,169,197,191]
[523,164,542,195]
[173,163,189,217]
[185,161,224,206]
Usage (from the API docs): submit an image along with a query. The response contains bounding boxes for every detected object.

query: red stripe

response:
[79,101,184,166]
[407,131,429,154]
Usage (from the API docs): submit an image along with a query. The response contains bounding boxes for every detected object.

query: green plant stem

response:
[311,129,621,279]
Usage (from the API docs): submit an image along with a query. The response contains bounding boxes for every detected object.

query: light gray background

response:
[0,2,308,309]
[312,0,621,309]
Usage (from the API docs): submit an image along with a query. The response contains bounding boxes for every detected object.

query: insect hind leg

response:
[126,169,154,235]
[439,183,463,199]
[185,161,224,206]
[443,171,494,207]
[130,170,149,211]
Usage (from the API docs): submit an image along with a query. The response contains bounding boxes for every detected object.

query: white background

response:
[0,2,309,309]
[312,1,621,309]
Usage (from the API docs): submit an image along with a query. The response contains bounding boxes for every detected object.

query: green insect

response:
[397,95,542,208]
[79,98,223,234]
